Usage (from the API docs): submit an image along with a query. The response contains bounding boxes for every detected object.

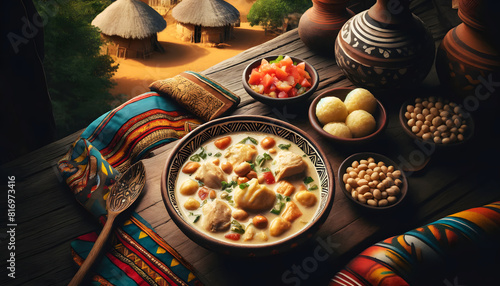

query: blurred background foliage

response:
[34,0,117,138]
[247,0,312,30]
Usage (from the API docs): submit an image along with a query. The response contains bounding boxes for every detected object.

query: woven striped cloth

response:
[330,201,500,286]
[58,91,204,285]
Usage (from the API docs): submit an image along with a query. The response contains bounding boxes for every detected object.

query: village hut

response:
[92,0,167,59]
[172,0,240,44]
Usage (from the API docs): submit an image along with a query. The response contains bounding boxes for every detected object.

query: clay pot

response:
[435,0,500,108]
[298,0,354,56]
[335,0,435,92]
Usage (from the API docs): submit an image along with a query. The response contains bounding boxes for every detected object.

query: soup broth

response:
[175,132,320,245]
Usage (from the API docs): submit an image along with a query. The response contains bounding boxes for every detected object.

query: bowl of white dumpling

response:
[161,115,335,257]
[308,87,388,145]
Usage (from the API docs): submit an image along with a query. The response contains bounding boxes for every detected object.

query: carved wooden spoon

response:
[68,161,146,286]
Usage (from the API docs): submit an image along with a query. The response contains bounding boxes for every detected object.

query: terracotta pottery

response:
[298,0,354,56]
[435,0,500,106]
[334,0,435,92]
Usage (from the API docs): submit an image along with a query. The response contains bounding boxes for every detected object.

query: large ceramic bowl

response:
[242,55,319,106]
[161,115,334,257]
[308,87,387,145]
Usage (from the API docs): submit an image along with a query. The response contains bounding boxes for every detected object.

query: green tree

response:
[35,0,118,138]
[247,0,312,29]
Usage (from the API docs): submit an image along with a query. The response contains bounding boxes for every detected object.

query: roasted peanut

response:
[214,136,232,150]
[221,161,233,174]
[183,198,200,210]
[232,209,249,221]
[234,162,251,176]
[182,162,200,174]
[260,137,276,149]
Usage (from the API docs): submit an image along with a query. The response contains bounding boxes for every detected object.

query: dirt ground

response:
[110,0,276,99]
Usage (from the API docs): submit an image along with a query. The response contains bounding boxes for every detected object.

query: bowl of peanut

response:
[338,152,408,210]
[399,97,474,147]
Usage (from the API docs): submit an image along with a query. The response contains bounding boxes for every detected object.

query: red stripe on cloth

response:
[108,123,184,168]
[129,216,197,274]
[115,228,186,286]
[105,250,151,286]
[87,93,161,141]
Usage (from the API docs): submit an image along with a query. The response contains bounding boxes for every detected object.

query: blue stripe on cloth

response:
[80,92,182,150]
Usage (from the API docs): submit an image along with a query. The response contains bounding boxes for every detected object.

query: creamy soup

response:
[175,132,320,245]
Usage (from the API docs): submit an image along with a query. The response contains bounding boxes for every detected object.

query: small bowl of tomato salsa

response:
[242,55,319,106]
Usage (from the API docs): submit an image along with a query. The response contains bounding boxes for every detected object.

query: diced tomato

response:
[248,69,263,85]
[262,73,274,90]
[275,66,289,80]
[296,62,306,71]
[291,67,301,83]
[198,187,210,200]
[262,171,275,184]
[289,88,298,97]
[276,81,292,93]
[300,78,312,88]
[224,233,241,241]
[278,91,288,98]
[279,55,293,68]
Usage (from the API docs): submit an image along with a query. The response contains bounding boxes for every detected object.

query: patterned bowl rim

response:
[161,115,335,256]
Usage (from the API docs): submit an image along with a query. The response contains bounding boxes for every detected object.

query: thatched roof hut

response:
[172,0,240,44]
[92,0,167,59]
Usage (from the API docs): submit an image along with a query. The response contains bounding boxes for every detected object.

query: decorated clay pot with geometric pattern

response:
[435,0,500,105]
[335,0,435,92]
[298,0,355,56]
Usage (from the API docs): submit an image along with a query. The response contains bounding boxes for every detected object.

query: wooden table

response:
[2,2,500,285]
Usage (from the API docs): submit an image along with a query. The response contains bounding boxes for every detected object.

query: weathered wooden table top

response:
[2,2,500,285]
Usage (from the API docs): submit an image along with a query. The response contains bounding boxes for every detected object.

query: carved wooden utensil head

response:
[107,161,146,212]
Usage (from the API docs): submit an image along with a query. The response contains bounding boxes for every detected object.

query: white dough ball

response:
[344,88,377,114]
[323,122,352,138]
[345,110,376,138]
[315,96,348,125]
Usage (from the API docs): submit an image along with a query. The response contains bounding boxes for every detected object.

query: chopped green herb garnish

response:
[239,136,258,145]
[303,154,307,157]
[200,199,208,208]
[295,83,302,89]
[278,143,291,150]
[231,220,245,234]
[308,185,318,191]
[261,167,271,172]
[303,176,314,185]
[208,152,212,156]
[214,152,222,157]
[256,153,272,167]
[239,182,250,189]
[189,212,201,223]
[221,180,237,191]
[269,55,284,64]
[190,147,207,162]
[271,193,290,215]
[196,180,204,186]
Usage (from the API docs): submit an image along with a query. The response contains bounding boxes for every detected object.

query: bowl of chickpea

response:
[338,152,408,211]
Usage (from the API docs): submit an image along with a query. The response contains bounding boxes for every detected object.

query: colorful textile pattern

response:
[330,201,500,286]
[81,91,202,173]
[150,71,240,122]
[58,139,119,218]
[58,92,204,285]
[72,213,202,286]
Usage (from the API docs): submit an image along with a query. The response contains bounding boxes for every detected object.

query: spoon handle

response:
[68,213,117,286]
